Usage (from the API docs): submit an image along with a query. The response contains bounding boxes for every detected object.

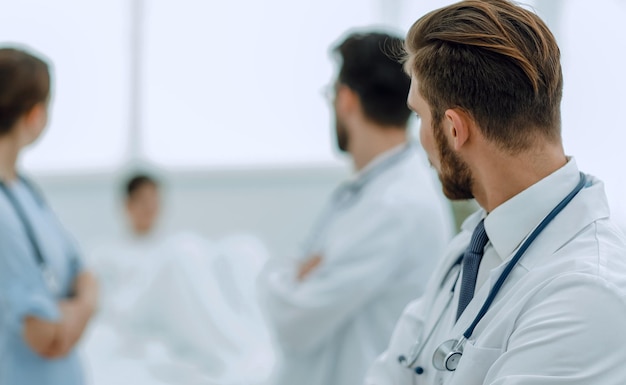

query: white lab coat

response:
[258,144,454,385]
[366,159,626,385]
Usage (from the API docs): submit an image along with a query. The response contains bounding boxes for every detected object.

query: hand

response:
[61,300,90,347]
[297,255,323,281]
[23,272,98,359]
[44,300,90,358]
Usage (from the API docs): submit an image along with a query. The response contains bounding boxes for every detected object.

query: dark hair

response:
[0,47,50,135]
[334,32,411,127]
[405,0,563,152]
[126,174,159,198]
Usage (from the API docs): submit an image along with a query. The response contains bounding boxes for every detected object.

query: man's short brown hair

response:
[405,0,562,152]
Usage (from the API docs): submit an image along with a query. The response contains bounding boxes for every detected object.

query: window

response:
[141,0,390,168]
[2,0,624,181]
[0,0,130,173]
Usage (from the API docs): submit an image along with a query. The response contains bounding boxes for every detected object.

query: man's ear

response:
[444,108,473,151]
[23,102,48,130]
[335,84,359,117]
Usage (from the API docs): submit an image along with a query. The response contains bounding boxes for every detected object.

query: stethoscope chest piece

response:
[433,338,465,371]
[397,173,588,377]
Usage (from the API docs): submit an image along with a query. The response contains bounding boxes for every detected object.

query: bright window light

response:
[141,0,392,169]
[0,0,130,173]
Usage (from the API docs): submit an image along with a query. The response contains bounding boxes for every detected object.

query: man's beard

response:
[433,119,474,200]
[335,116,349,153]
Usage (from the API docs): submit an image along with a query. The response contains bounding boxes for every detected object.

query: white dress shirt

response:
[366,158,626,385]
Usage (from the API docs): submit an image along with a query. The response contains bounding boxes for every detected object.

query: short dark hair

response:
[0,47,50,135]
[125,174,159,199]
[334,32,411,127]
[405,0,563,152]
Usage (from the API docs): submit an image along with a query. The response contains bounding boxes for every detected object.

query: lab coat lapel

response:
[516,180,609,271]
[450,177,609,338]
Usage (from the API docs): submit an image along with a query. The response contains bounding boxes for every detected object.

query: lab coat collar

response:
[512,173,610,271]
[483,158,581,263]
[349,142,412,186]
[326,142,415,213]
[451,167,611,336]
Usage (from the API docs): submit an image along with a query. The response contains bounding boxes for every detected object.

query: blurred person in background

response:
[258,31,455,385]
[125,174,161,238]
[85,172,275,385]
[92,173,167,322]
[0,47,98,385]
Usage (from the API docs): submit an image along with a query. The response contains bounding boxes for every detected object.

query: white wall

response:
[14,0,626,261]
[34,166,350,260]
[33,162,488,265]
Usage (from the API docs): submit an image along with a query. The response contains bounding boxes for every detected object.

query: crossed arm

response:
[23,271,98,359]
[259,205,422,353]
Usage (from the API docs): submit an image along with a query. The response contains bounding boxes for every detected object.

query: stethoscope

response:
[0,176,62,294]
[398,172,588,375]
[302,143,415,254]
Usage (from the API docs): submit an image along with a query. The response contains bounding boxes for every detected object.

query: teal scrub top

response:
[0,178,84,385]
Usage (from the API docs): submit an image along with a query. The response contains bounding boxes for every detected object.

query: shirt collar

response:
[350,142,410,184]
[460,207,485,234]
[483,157,581,261]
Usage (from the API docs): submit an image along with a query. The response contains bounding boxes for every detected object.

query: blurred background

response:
[1,0,625,383]
[1,0,625,256]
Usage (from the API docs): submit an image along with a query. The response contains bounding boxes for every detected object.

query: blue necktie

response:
[456,219,489,321]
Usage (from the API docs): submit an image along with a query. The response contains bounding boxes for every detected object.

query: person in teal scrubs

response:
[0,47,98,385]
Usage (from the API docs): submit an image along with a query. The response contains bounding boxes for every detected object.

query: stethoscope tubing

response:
[0,177,48,268]
[462,172,586,340]
[399,172,587,373]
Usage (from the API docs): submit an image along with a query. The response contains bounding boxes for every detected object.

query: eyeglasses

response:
[321,82,339,102]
